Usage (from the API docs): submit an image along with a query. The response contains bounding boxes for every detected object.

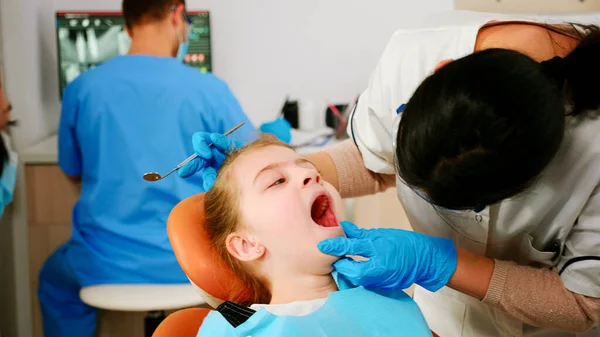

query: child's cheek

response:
[324,183,345,221]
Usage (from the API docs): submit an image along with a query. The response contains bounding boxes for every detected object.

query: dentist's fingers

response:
[202,166,218,191]
[178,157,206,178]
[209,133,233,152]
[332,257,370,281]
[318,237,375,257]
[192,133,214,160]
[339,221,368,239]
[211,147,227,167]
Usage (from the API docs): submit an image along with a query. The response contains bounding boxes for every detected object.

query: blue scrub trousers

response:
[38,243,97,337]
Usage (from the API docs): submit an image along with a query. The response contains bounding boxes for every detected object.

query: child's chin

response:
[329,226,345,238]
[319,250,343,267]
[315,229,344,248]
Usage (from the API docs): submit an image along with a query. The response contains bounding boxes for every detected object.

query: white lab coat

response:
[350,10,600,337]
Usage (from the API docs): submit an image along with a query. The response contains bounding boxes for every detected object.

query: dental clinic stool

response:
[80,281,206,336]
[153,193,441,337]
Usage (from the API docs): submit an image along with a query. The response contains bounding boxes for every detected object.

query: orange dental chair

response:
[152,193,251,337]
[153,193,440,337]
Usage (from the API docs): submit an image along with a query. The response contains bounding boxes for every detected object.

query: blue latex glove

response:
[178,132,243,190]
[260,117,292,144]
[318,221,457,292]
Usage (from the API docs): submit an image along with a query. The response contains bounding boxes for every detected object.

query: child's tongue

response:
[311,196,338,227]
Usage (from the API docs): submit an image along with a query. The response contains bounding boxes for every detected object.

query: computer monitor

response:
[55,11,212,99]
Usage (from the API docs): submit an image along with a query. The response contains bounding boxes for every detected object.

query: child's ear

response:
[226,232,264,262]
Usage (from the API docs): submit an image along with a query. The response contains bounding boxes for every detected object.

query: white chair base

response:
[81,284,207,337]
[80,283,206,312]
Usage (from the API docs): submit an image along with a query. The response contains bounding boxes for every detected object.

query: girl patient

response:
[197,135,432,336]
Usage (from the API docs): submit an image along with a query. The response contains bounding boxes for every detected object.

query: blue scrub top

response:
[58,55,257,285]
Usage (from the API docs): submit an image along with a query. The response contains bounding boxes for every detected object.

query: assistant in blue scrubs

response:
[38,1,257,336]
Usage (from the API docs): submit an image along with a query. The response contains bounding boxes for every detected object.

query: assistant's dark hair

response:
[122,0,185,30]
[0,137,8,178]
[396,25,600,210]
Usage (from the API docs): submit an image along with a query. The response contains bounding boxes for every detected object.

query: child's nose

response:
[301,171,321,187]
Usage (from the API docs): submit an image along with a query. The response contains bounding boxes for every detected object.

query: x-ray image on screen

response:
[56,13,131,97]
[56,11,212,99]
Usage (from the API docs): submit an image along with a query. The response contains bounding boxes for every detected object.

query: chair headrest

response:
[167,193,252,306]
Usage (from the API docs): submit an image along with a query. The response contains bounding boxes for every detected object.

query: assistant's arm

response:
[58,83,82,183]
[448,185,600,333]
[480,260,600,333]
[305,140,395,198]
[448,249,600,332]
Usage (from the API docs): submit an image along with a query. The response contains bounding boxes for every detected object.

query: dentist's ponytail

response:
[541,24,600,117]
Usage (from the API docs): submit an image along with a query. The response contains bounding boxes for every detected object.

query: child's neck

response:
[268,272,338,305]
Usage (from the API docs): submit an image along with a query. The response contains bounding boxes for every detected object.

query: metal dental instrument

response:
[143,121,246,182]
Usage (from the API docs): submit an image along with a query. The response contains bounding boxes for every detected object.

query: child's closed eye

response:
[269,178,286,188]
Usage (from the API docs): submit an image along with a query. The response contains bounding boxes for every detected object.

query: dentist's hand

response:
[178,132,243,190]
[318,221,457,292]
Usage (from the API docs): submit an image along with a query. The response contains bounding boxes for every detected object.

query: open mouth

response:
[310,193,339,228]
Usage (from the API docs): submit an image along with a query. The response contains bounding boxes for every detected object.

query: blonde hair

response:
[204,134,294,305]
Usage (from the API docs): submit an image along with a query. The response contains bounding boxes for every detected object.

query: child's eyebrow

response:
[253,158,316,183]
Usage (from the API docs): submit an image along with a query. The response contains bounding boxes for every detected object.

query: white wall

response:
[1,0,56,151]
[2,0,453,150]
[457,0,600,13]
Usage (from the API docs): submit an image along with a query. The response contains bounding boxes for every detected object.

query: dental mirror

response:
[143,121,245,182]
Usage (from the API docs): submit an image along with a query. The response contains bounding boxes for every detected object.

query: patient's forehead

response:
[235,145,298,169]
[230,146,298,185]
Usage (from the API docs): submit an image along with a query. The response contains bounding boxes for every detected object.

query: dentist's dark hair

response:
[395,24,600,210]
